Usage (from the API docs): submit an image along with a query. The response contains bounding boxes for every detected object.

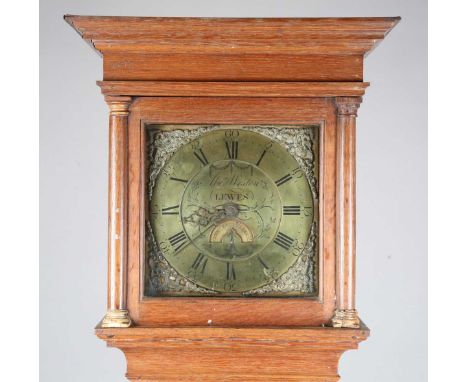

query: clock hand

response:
[174,202,244,255]
[192,221,217,243]
[172,221,216,255]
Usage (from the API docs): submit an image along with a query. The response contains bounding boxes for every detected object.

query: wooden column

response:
[331,96,362,328]
[101,96,132,328]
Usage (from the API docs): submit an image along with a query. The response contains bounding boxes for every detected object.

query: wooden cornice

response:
[64,16,399,56]
[97,81,370,97]
[65,16,400,85]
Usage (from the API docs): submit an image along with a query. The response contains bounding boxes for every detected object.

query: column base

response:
[101,309,132,328]
[330,309,361,328]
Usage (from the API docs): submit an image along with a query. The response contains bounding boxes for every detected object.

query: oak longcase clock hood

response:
[65,15,400,382]
[64,16,399,82]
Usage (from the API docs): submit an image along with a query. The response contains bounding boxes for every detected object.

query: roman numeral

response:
[170,177,188,183]
[168,231,188,252]
[225,141,238,159]
[194,148,209,166]
[162,205,179,215]
[258,256,269,269]
[274,232,294,250]
[256,149,267,166]
[226,262,236,280]
[283,206,301,215]
[275,173,293,187]
[191,253,208,273]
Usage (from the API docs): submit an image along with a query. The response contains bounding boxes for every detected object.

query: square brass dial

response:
[145,125,319,297]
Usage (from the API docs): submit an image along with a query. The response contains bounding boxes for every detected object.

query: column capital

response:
[105,96,132,116]
[335,96,362,116]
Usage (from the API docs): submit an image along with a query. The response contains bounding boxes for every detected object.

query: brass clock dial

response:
[150,129,314,293]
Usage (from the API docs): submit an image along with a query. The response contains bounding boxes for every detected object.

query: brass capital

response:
[335,96,362,117]
[101,309,132,328]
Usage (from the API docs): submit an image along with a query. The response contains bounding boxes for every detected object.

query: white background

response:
[38,0,429,381]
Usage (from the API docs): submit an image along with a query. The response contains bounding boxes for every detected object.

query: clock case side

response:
[125,96,337,327]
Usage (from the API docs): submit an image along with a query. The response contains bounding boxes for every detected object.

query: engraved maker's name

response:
[209,175,267,188]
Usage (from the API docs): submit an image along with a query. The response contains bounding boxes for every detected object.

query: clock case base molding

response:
[96,324,369,382]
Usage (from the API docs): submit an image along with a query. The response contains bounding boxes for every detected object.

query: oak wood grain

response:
[127,97,337,327]
[105,96,132,311]
[335,97,361,311]
[65,16,399,82]
[97,81,369,97]
[64,16,400,56]
[96,325,370,381]
[103,53,363,82]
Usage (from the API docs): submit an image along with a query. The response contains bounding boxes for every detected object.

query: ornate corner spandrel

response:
[101,309,132,328]
[330,309,361,329]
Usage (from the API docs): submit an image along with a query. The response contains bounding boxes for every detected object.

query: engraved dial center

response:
[181,159,282,262]
[223,202,240,218]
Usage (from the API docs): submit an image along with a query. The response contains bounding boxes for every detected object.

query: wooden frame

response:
[126,96,336,326]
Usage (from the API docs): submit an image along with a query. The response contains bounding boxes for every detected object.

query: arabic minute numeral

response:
[292,167,303,178]
[292,242,305,257]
